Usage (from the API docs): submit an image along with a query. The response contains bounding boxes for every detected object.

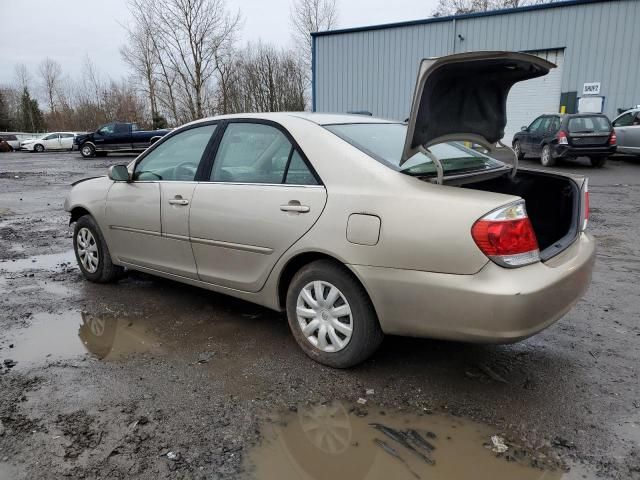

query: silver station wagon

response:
[65,52,595,368]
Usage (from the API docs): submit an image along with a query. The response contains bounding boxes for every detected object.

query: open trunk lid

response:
[401,51,555,167]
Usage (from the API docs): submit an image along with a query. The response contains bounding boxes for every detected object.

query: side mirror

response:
[108,165,130,182]
[521,126,528,131]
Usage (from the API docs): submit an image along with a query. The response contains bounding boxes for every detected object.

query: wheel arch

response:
[69,206,92,225]
[276,251,379,321]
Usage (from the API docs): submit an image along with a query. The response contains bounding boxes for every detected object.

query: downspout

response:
[311,34,317,112]
[451,18,457,54]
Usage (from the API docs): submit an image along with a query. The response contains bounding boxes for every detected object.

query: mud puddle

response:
[245,402,575,480]
[1,304,286,384]
[0,250,75,272]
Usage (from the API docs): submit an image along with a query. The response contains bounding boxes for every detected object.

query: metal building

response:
[312,0,640,142]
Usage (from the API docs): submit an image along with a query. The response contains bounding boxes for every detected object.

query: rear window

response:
[568,116,611,133]
[324,123,503,176]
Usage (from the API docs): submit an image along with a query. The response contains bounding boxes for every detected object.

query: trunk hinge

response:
[419,145,445,185]
[420,137,519,185]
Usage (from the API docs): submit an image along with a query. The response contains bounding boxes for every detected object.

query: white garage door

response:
[504,49,564,144]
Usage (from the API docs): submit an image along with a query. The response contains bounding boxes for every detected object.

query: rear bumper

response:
[554,145,616,158]
[350,232,595,343]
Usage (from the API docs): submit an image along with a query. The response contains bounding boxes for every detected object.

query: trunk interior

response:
[463,170,580,260]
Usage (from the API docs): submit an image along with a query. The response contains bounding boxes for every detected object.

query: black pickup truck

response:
[74,122,170,158]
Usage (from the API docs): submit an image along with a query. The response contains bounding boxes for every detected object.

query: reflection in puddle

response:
[246,402,567,480]
[3,311,160,367]
[0,250,76,273]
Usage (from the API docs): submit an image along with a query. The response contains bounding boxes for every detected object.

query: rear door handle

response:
[280,204,310,213]
[169,195,189,206]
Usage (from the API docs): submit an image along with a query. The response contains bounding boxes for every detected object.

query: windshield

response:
[324,123,504,176]
[568,116,611,133]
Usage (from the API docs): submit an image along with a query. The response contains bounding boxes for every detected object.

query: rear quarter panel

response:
[274,118,522,275]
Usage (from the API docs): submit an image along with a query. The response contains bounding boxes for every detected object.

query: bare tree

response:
[125,0,240,122]
[433,0,554,16]
[290,0,338,69]
[14,64,31,91]
[38,58,62,113]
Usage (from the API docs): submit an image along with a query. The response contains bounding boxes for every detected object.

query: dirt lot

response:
[0,150,639,479]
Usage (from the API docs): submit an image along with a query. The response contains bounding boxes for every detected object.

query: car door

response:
[189,121,327,292]
[60,133,74,150]
[521,116,544,153]
[529,116,552,155]
[105,123,218,278]
[113,122,133,151]
[93,123,115,151]
[43,133,61,150]
[613,111,640,154]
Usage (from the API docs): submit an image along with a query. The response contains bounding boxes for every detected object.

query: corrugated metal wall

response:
[314,0,640,121]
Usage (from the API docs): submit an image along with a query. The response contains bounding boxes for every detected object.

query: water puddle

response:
[1,311,161,366]
[0,250,76,273]
[245,402,572,480]
[0,304,283,374]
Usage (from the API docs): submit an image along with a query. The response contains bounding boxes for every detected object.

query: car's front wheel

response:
[589,156,607,168]
[73,215,124,283]
[286,260,384,368]
[80,143,95,158]
[33,144,44,153]
[540,144,556,167]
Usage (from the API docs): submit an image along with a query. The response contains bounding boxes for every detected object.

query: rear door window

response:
[568,116,610,133]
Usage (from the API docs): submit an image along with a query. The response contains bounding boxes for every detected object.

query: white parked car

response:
[21,132,77,152]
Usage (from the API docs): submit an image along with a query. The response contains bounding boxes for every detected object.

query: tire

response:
[73,215,124,283]
[80,143,95,158]
[513,140,525,160]
[33,144,44,153]
[590,156,607,168]
[286,260,384,368]
[540,144,556,167]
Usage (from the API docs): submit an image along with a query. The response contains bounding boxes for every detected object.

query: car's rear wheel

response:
[513,140,525,160]
[73,215,124,283]
[33,144,44,153]
[80,143,95,158]
[589,156,607,168]
[286,260,384,368]
[540,144,556,167]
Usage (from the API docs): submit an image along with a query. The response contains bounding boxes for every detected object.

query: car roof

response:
[191,112,400,127]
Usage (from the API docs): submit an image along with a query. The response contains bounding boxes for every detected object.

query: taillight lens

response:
[609,130,617,145]
[557,130,569,145]
[582,178,589,230]
[471,201,540,268]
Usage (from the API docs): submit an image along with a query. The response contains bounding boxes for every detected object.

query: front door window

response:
[134,124,217,181]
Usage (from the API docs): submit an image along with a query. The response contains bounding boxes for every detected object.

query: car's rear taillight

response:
[582,178,589,231]
[557,130,569,145]
[471,201,540,268]
[609,130,617,145]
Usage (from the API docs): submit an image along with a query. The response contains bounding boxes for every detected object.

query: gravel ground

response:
[0,150,639,479]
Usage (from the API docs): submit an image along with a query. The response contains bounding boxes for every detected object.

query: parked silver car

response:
[64,52,595,368]
[612,108,640,156]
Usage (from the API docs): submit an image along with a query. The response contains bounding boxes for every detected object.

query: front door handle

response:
[280,202,310,213]
[169,195,189,206]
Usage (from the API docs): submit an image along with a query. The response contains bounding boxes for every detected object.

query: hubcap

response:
[542,148,549,164]
[514,143,520,156]
[82,146,91,156]
[76,227,99,273]
[296,281,353,353]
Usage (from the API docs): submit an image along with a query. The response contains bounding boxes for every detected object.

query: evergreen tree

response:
[0,90,13,131]
[19,87,45,132]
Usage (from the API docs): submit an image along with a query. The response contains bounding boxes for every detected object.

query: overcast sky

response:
[0,0,438,89]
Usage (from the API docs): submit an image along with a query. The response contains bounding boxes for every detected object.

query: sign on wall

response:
[583,82,601,95]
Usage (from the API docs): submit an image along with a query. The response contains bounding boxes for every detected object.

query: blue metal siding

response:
[314,0,640,120]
